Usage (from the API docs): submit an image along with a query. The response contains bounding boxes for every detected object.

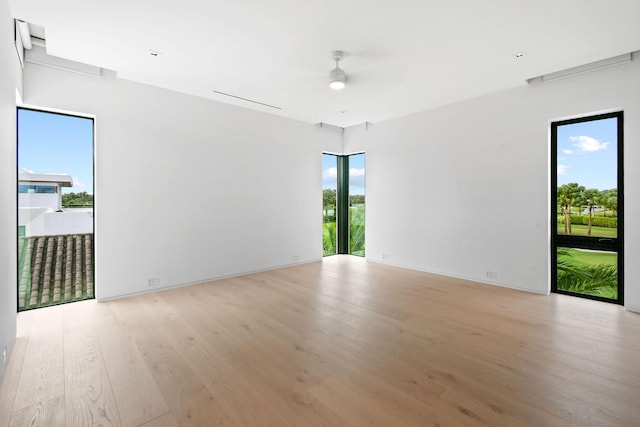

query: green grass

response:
[558,248,616,266]
[556,248,617,299]
[557,224,617,238]
[556,206,615,217]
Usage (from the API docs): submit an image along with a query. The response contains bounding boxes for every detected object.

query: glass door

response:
[551,112,623,303]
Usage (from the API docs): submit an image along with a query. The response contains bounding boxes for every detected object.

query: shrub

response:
[323,215,336,223]
[323,222,337,256]
[558,215,617,228]
[589,216,617,228]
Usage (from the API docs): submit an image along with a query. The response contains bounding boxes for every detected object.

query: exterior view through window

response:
[348,153,365,256]
[322,153,365,257]
[17,108,95,311]
[322,154,338,256]
[551,112,623,303]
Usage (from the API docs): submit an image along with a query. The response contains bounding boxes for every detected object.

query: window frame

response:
[550,111,624,304]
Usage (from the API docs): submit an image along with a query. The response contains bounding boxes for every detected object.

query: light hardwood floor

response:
[1,255,639,426]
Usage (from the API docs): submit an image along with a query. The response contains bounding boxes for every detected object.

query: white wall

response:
[23,64,342,300]
[19,208,93,236]
[18,192,60,209]
[345,54,640,311]
[0,0,21,382]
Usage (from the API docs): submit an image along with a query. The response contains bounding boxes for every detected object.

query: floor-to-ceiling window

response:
[348,153,365,256]
[322,152,365,257]
[322,154,338,256]
[551,112,623,304]
[17,108,95,311]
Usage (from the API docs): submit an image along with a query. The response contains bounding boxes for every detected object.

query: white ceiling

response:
[9,0,640,127]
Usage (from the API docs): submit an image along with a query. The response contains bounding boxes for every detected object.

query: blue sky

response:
[557,117,617,190]
[322,153,365,195]
[18,109,94,194]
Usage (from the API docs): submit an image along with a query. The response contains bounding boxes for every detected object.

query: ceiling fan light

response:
[329,66,346,90]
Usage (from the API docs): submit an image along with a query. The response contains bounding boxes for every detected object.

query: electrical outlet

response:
[2,348,6,364]
[487,271,498,279]
[382,254,390,260]
[148,278,160,287]
[292,255,299,261]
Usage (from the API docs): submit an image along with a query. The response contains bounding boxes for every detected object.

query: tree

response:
[322,189,336,219]
[606,189,618,218]
[557,183,584,235]
[597,189,617,218]
[349,194,365,205]
[62,191,93,207]
[582,188,599,236]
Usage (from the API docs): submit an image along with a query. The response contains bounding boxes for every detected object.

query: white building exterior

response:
[18,168,72,209]
[18,168,93,236]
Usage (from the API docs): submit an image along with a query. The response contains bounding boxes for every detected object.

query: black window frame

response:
[322,152,365,257]
[550,111,624,305]
[16,106,96,311]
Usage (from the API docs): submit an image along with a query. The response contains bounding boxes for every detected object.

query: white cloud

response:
[562,149,573,155]
[71,176,87,190]
[349,168,365,188]
[557,164,569,175]
[322,167,337,187]
[570,135,609,152]
[323,167,365,188]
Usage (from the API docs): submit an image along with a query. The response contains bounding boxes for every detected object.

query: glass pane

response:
[556,118,617,238]
[557,247,617,300]
[322,154,337,256]
[349,153,365,256]
[18,109,94,311]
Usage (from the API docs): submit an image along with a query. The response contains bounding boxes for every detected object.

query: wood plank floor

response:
[1,255,639,426]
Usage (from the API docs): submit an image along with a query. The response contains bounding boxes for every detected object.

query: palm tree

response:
[349,207,365,256]
[557,249,617,299]
[558,192,571,234]
[323,222,337,256]
[583,188,599,236]
[557,183,585,235]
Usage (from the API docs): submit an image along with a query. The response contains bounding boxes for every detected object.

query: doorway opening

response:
[322,152,365,257]
[551,112,623,304]
[17,108,95,311]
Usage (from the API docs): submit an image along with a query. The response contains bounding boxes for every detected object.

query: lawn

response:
[556,248,617,300]
[557,224,617,238]
[557,248,616,266]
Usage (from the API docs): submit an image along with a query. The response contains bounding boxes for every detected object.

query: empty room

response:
[1,0,640,425]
